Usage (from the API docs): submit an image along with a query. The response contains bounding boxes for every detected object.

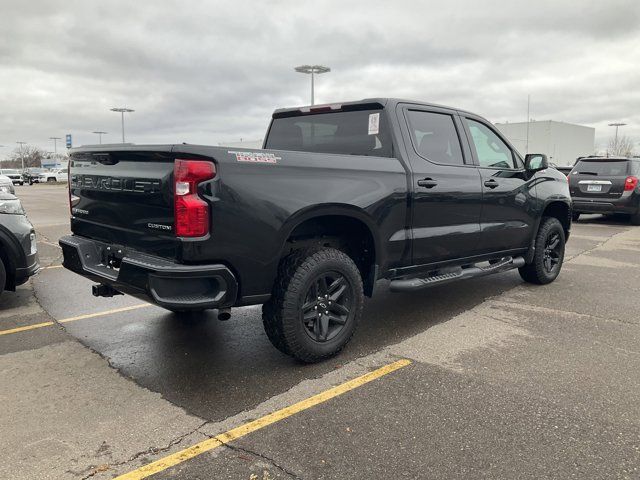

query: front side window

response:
[466,119,516,169]
[406,110,464,165]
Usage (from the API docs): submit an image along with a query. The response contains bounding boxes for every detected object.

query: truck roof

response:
[272,98,474,118]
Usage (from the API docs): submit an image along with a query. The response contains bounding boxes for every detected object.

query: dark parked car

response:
[22,168,47,185]
[0,169,24,186]
[60,98,571,362]
[569,157,640,224]
[0,193,39,294]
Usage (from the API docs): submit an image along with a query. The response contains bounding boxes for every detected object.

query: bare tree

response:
[4,144,46,169]
[607,135,635,157]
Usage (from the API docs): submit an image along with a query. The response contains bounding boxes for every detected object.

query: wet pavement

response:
[2,183,639,479]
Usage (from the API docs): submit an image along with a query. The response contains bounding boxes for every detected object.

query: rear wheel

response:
[47,177,55,183]
[571,212,580,222]
[631,210,640,226]
[262,247,363,362]
[519,217,565,285]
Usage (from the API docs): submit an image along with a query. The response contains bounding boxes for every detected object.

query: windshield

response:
[265,109,392,157]
[573,160,629,176]
[2,169,19,174]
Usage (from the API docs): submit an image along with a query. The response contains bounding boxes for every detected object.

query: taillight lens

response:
[624,176,638,192]
[174,159,216,237]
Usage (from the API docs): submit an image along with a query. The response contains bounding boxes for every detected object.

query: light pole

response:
[110,107,135,143]
[294,65,331,105]
[608,122,626,144]
[49,136,61,155]
[92,131,108,144]
[16,141,26,170]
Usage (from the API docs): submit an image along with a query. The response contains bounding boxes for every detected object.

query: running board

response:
[389,256,526,292]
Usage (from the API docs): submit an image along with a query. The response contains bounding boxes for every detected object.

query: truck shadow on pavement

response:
[71,272,522,422]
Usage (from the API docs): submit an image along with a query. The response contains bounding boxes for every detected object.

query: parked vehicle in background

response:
[0,169,24,186]
[0,192,39,295]
[569,157,640,224]
[22,167,47,185]
[38,168,68,183]
[60,98,571,362]
[0,175,16,195]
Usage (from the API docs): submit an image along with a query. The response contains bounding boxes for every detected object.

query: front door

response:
[462,117,537,253]
[399,105,484,267]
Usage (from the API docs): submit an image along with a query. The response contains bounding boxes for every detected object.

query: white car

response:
[38,169,68,183]
[0,175,15,195]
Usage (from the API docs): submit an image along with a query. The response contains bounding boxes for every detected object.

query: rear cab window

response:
[265,107,393,157]
[573,160,629,176]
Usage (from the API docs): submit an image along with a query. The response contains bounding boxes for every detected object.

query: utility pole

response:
[294,65,331,105]
[49,137,61,155]
[110,107,135,143]
[16,141,26,170]
[92,131,108,144]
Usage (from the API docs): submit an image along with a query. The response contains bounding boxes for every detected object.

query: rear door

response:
[569,159,630,199]
[461,116,537,253]
[398,104,484,266]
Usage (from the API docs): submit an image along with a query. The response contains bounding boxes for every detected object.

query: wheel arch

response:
[278,205,381,296]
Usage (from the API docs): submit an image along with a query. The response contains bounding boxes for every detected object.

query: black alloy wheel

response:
[542,230,562,274]
[301,272,354,343]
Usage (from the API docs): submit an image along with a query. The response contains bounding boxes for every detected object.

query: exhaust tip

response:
[217,308,231,321]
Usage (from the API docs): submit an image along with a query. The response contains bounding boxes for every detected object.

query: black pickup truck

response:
[60,98,571,362]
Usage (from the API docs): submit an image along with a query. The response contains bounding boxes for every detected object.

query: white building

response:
[495,120,595,167]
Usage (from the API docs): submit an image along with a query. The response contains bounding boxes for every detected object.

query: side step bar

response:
[389,256,526,292]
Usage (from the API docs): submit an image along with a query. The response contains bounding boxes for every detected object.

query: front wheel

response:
[262,247,364,363]
[0,258,6,294]
[519,217,566,285]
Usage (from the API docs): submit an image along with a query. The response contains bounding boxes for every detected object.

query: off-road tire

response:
[519,217,565,285]
[262,247,364,363]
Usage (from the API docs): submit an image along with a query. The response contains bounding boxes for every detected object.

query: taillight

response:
[174,159,216,237]
[624,176,638,192]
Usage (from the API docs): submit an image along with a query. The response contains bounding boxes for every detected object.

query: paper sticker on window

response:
[368,113,380,135]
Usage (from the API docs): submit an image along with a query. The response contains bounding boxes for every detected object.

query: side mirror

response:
[525,154,548,172]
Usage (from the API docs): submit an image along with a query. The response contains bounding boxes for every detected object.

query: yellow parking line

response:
[114,358,412,480]
[0,321,55,336]
[0,304,150,336]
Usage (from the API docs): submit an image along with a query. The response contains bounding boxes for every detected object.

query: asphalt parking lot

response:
[2,183,640,479]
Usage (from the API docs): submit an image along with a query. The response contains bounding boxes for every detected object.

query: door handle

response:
[484,179,499,189]
[417,178,438,188]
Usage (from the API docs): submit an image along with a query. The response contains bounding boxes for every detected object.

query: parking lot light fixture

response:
[92,131,108,144]
[16,141,26,170]
[294,65,331,105]
[49,137,61,155]
[110,108,135,143]
[608,122,627,144]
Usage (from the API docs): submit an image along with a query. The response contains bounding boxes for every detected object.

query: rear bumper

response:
[59,235,238,310]
[572,195,639,215]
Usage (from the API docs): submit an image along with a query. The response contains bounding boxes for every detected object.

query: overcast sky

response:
[1,0,639,158]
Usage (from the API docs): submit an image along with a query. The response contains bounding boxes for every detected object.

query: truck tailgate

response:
[69,148,179,259]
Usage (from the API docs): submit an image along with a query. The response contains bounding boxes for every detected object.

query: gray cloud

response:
[1,0,639,155]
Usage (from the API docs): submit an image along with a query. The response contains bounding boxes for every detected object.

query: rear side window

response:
[574,160,629,176]
[406,110,464,165]
[265,109,392,157]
